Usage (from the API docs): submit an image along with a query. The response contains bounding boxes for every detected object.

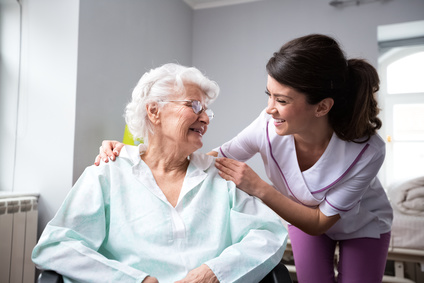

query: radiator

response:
[0,193,39,283]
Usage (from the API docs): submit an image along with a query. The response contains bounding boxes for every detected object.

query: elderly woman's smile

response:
[155,83,212,152]
[189,125,205,136]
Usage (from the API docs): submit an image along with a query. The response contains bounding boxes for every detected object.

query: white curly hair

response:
[125,63,220,141]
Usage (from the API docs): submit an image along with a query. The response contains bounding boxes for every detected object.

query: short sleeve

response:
[216,109,268,161]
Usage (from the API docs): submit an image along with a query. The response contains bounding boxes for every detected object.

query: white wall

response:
[11,0,80,232]
[192,0,424,180]
[0,0,21,192]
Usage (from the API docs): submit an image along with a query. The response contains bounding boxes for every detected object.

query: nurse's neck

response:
[294,128,333,171]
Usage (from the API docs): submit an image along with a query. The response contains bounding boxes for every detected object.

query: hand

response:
[174,264,219,283]
[142,276,159,283]
[94,140,125,166]
[215,157,267,197]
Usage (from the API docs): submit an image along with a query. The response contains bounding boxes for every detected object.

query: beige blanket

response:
[388,176,424,216]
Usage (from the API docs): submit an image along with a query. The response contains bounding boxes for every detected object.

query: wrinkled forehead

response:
[172,82,208,103]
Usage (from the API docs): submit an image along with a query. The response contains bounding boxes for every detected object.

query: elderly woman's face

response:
[158,83,210,152]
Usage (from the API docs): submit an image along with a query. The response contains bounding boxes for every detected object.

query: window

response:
[378,45,424,187]
[387,51,424,94]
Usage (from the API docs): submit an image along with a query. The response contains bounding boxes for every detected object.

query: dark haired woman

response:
[97,34,392,282]
[212,34,392,283]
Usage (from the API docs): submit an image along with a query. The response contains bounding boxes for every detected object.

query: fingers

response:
[114,142,125,156]
[216,157,242,167]
[217,169,235,183]
[142,276,158,283]
[215,158,259,192]
[98,146,110,163]
[175,264,218,283]
[215,158,241,184]
[94,140,125,166]
[215,157,241,174]
[94,154,102,166]
[101,140,118,161]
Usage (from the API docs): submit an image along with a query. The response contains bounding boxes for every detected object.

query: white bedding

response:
[390,209,424,249]
[387,176,424,249]
[388,176,424,216]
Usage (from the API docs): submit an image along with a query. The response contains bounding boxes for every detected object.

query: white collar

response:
[119,144,215,173]
[119,144,216,207]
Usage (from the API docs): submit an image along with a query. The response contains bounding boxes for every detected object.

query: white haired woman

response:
[32,63,287,283]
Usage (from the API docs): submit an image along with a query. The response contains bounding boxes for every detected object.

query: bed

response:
[386,176,424,282]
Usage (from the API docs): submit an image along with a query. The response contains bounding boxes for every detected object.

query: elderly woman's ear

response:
[146,102,160,124]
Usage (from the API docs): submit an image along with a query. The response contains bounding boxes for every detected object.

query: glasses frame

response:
[160,100,214,120]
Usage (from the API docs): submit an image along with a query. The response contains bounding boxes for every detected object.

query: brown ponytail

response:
[331,59,381,142]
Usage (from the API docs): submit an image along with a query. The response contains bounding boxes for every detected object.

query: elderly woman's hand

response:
[142,276,159,283]
[175,264,219,283]
[94,140,125,165]
[215,157,268,198]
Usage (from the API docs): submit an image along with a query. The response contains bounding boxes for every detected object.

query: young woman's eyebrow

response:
[266,89,292,100]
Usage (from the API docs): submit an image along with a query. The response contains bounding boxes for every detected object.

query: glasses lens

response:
[191,100,203,114]
[190,100,213,120]
[205,109,214,120]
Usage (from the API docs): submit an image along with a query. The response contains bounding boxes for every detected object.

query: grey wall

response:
[192,0,424,179]
[73,0,193,183]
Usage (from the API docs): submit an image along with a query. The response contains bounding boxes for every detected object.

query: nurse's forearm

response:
[256,182,340,236]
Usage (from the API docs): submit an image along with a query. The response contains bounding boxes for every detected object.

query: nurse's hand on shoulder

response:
[215,157,268,198]
[175,264,219,283]
[94,140,124,166]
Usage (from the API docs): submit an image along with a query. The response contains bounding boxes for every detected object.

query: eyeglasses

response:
[161,100,214,120]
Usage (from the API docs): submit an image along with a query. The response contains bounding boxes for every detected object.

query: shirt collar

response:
[120,144,216,207]
[120,144,215,172]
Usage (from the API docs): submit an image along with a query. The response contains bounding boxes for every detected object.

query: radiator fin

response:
[0,195,38,283]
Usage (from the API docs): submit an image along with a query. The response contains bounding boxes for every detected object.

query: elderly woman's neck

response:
[141,144,190,174]
[141,143,190,208]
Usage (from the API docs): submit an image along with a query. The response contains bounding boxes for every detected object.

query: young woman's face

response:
[265,75,318,137]
[159,83,210,152]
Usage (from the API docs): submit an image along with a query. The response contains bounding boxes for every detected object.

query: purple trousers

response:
[288,225,391,283]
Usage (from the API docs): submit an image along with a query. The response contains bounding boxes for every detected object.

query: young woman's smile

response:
[265,75,317,137]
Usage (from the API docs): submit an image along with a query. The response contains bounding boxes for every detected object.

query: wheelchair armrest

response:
[260,262,293,283]
[37,270,63,283]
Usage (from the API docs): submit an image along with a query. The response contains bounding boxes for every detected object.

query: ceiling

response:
[183,0,264,10]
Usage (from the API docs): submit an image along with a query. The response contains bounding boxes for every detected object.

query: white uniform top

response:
[216,109,393,240]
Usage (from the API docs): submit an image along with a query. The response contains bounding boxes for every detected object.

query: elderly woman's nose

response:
[199,111,209,124]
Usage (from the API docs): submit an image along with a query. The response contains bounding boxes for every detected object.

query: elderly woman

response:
[32,63,287,283]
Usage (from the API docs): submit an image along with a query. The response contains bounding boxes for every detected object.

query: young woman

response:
[97,35,393,283]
